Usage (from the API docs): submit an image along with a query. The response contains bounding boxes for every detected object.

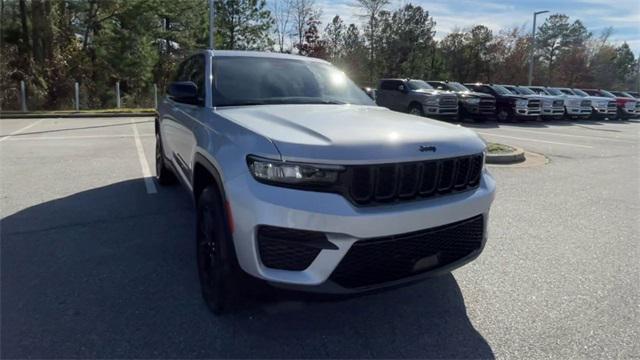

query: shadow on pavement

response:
[1,179,493,359]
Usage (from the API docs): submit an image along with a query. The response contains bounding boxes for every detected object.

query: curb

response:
[1,112,155,119]
[486,147,526,164]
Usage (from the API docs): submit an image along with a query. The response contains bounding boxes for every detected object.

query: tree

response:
[353,0,389,82]
[324,15,345,61]
[271,0,292,52]
[614,43,635,86]
[377,4,436,79]
[291,0,318,47]
[295,17,327,59]
[215,0,274,50]
[339,23,368,84]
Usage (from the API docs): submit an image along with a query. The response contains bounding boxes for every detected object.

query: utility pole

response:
[528,10,549,86]
[209,0,215,49]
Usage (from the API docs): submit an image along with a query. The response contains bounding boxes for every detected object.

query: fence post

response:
[20,81,27,112]
[154,84,158,110]
[116,81,121,108]
[74,82,80,111]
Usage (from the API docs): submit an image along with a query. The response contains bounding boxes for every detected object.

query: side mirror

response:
[168,81,200,104]
[362,87,376,100]
[397,84,406,92]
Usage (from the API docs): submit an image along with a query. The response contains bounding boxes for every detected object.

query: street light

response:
[528,10,549,86]
[209,0,215,49]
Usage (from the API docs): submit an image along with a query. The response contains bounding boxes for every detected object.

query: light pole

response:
[209,0,215,49]
[528,10,549,86]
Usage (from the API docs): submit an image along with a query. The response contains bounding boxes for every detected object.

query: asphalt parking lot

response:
[1,115,639,358]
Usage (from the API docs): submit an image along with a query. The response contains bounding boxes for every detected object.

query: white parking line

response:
[130,119,157,194]
[477,132,594,148]
[0,119,45,142]
[492,127,637,144]
[3,134,155,141]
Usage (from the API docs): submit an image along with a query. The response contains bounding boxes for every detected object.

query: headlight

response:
[515,99,528,107]
[464,97,480,104]
[423,97,439,105]
[247,156,344,187]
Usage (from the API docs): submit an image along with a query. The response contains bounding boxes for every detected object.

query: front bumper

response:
[224,170,496,293]
[515,106,540,116]
[542,106,565,117]
[423,104,459,116]
[565,106,591,116]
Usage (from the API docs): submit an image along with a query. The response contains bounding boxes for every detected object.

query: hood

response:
[500,94,529,101]
[582,95,612,102]
[218,105,485,164]
[456,91,494,99]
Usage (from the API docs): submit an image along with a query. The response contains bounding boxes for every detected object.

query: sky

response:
[308,0,640,53]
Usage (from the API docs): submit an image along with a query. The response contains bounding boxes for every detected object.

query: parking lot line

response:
[0,119,45,142]
[476,132,594,148]
[130,119,157,194]
[492,127,637,144]
[3,134,155,141]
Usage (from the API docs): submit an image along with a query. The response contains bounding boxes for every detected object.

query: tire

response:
[408,103,424,117]
[496,107,511,122]
[196,186,238,315]
[155,132,177,185]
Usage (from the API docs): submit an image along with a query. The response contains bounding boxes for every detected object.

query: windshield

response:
[515,87,536,95]
[598,90,616,98]
[571,89,589,97]
[211,57,374,107]
[407,80,434,91]
[611,91,632,97]
[491,85,515,95]
[448,82,471,92]
[546,88,563,96]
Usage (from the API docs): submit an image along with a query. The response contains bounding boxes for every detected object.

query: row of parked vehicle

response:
[365,79,640,122]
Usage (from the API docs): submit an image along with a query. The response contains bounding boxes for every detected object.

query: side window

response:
[172,55,205,105]
[380,81,394,91]
[172,59,189,83]
[186,55,205,102]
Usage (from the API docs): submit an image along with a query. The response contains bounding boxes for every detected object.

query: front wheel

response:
[409,103,425,117]
[197,186,238,315]
[496,108,511,122]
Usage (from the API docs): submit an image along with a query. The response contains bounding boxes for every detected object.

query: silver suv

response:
[156,50,496,313]
[376,79,459,118]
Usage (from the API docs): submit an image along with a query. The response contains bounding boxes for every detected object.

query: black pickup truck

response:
[464,83,541,122]
[427,81,496,122]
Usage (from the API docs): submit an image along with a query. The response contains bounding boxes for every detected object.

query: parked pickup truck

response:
[557,88,617,120]
[528,86,591,119]
[427,81,496,122]
[376,79,459,118]
[464,83,541,121]
[503,85,564,120]
[583,89,637,120]
[618,91,640,114]
[156,50,495,314]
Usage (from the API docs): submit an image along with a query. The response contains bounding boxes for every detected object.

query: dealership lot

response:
[1,116,638,358]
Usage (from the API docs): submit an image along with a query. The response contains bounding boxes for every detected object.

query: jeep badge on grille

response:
[419,145,437,152]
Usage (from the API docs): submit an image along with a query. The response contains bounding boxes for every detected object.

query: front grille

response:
[580,100,591,107]
[258,226,333,270]
[439,96,458,106]
[479,99,496,113]
[527,99,541,109]
[330,215,485,288]
[345,153,483,206]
